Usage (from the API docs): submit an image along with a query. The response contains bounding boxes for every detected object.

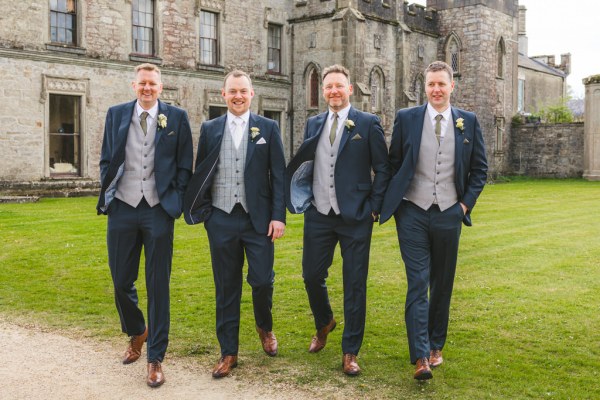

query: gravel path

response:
[0,321,322,400]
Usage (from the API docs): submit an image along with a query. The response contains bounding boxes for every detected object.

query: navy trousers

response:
[302,206,373,356]
[395,200,463,364]
[204,205,275,356]
[107,198,174,362]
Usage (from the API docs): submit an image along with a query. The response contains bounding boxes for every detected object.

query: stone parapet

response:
[583,77,600,181]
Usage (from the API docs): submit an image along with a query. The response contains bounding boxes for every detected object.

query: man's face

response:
[425,69,454,112]
[322,72,353,112]
[132,69,163,110]
[222,75,254,116]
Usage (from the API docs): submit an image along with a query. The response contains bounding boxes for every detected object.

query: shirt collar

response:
[427,103,451,122]
[136,102,159,119]
[227,110,250,126]
[329,103,352,122]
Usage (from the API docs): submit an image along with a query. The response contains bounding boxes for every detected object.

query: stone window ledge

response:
[197,63,225,73]
[129,54,163,65]
[46,44,86,55]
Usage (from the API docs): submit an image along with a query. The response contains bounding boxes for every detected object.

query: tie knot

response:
[140,111,149,121]
[332,112,338,120]
[435,114,443,122]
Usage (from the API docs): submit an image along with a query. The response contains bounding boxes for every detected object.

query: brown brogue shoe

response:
[256,326,278,356]
[342,353,361,376]
[414,357,433,380]
[429,349,443,368]
[122,327,148,364]
[147,360,165,388]
[212,355,238,378]
[308,319,336,353]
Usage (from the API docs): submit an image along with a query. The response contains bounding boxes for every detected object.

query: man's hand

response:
[460,202,468,215]
[268,220,286,242]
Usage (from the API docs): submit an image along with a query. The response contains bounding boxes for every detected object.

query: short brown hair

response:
[223,70,253,88]
[322,64,351,83]
[425,61,453,81]
[134,63,161,79]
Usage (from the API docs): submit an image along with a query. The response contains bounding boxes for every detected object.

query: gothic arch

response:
[497,36,506,78]
[303,62,322,110]
[369,66,385,113]
[444,32,462,75]
[413,73,425,105]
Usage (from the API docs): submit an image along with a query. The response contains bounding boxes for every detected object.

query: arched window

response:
[497,37,506,78]
[305,65,320,109]
[370,67,384,113]
[414,74,425,105]
[445,33,461,74]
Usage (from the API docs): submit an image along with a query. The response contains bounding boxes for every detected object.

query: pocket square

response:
[351,133,362,141]
[463,138,470,144]
[256,137,267,144]
[168,131,176,136]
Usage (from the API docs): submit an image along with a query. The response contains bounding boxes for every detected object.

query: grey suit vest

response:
[211,122,248,213]
[405,114,457,211]
[115,109,159,208]
[312,121,342,215]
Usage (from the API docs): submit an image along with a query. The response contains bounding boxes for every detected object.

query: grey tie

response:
[435,114,443,144]
[329,112,338,145]
[140,111,149,135]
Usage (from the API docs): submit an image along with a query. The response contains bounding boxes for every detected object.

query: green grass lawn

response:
[1,179,599,399]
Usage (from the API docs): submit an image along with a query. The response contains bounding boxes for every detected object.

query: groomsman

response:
[183,70,286,378]
[380,61,488,380]
[97,63,193,387]
[285,64,390,375]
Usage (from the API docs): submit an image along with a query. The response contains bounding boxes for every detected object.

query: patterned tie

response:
[435,114,443,144]
[232,117,244,149]
[140,111,149,136]
[329,112,338,145]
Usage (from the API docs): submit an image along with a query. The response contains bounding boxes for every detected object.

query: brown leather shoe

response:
[414,357,433,380]
[308,318,336,353]
[342,353,361,376]
[147,360,165,388]
[430,349,443,368]
[256,326,278,356]
[212,355,238,378]
[122,327,148,364]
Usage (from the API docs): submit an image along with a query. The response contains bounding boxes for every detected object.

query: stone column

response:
[583,75,600,181]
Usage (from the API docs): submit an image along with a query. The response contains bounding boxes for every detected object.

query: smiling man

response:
[285,64,390,375]
[97,63,193,387]
[183,70,286,378]
[380,61,488,380]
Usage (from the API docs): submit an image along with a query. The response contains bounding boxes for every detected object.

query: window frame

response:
[199,10,220,66]
[131,0,155,56]
[49,0,78,46]
[267,23,283,74]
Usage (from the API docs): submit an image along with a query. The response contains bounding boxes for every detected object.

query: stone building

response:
[0,0,567,192]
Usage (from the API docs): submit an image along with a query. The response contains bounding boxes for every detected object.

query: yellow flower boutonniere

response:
[250,127,260,141]
[345,119,355,130]
[455,117,465,132]
[157,114,167,129]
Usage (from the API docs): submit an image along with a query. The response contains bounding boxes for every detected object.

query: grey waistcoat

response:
[211,122,248,213]
[312,121,343,215]
[115,109,159,208]
[405,114,457,211]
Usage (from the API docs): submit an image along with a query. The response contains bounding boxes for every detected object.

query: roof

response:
[518,53,567,77]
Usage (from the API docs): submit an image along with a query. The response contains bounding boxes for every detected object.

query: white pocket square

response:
[256,138,267,144]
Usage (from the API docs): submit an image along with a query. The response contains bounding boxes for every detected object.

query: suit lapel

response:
[451,107,464,175]
[411,104,427,163]
[311,112,328,140]
[337,107,356,154]
[245,113,257,168]
[115,100,136,160]
[155,100,168,145]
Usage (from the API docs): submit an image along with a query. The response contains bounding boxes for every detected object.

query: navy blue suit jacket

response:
[285,106,390,224]
[380,103,488,225]
[183,113,286,234]
[96,99,194,219]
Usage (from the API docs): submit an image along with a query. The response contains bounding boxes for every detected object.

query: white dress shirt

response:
[227,110,250,149]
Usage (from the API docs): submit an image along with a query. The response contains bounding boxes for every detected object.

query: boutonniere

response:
[157,114,167,129]
[250,127,260,142]
[455,117,465,132]
[345,119,355,130]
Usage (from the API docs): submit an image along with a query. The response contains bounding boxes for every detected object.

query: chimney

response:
[560,53,571,75]
[518,5,528,55]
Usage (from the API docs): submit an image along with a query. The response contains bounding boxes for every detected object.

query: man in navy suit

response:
[96,63,193,387]
[285,64,390,375]
[183,70,286,378]
[380,61,488,380]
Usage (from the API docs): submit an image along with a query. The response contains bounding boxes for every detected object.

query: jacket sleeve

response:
[269,120,287,224]
[368,115,391,213]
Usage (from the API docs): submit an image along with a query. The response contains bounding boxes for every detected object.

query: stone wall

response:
[509,123,584,178]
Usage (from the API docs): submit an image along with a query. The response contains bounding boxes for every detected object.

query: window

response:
[414,75,425,105]
[495,117,505,153]
[308,67,319,109]
[267,24,282,73]
[132,0,154,55]
[497,37,506,78]
[263,110,281,128]
[209,106,227,120]
[370,68,384,113]
[200,11,219,65]
[518,79,525,112]
[50,0,77,45]
[446,34,461,74]
[49,94,81,176]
